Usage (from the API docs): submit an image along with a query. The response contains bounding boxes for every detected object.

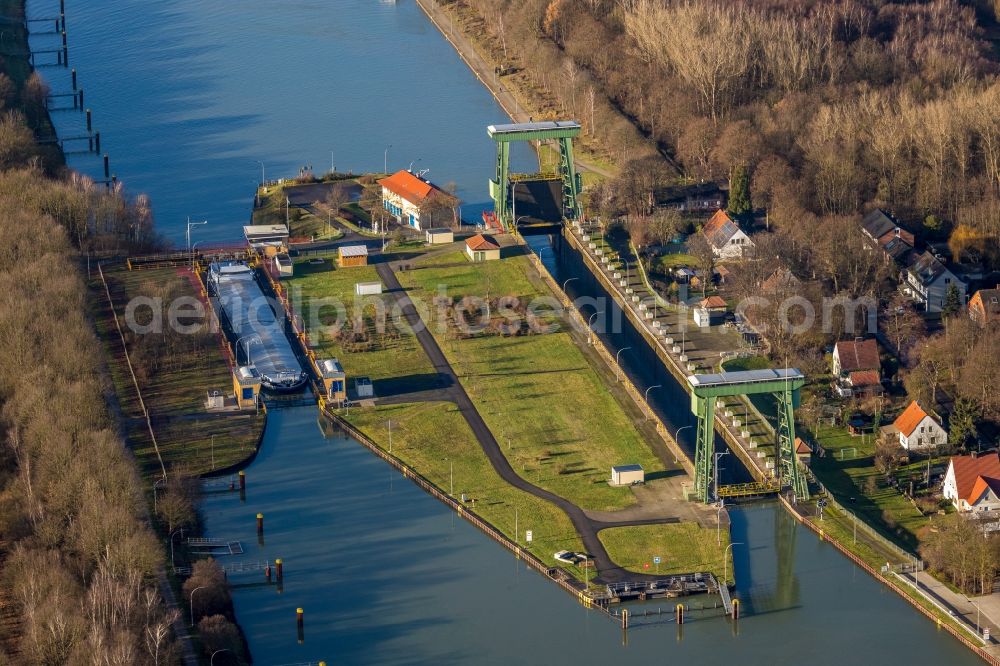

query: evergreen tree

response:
[727,164,752,222]
[941,283,962,318]
[949,397,980,451]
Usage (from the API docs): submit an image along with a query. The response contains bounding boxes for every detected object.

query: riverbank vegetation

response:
[0,170,174,660]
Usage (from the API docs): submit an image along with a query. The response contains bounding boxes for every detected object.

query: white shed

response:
[355,281,383,296]
[611,464,644,486]
[425,228,454,245]
[355,376,374,398]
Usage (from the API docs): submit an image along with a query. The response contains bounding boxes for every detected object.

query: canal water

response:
[31,0,981,663]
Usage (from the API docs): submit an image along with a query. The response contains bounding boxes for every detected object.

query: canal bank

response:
[40,0,989,663]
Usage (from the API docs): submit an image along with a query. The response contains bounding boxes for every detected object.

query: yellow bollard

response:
[732,598,740,620]
[675,603,685,624]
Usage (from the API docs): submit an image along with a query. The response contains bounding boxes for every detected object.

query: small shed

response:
[338,244,368,267]
[795,438,812,465]
[693,295,727,328]
[355,281,383,296]
[355,376,374,398]
[232,365,262,410]
[465,234,500,262]
[317,358,347,402]
[274,253,293,278]
[425,228,454,245]
[611,464,645,486]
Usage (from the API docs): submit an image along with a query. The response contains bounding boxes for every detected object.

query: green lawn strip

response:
[398,253,665,512]
[652,253,698,272]
[343,401,588,571]
[597,523,730,582]
[285,256,434,384]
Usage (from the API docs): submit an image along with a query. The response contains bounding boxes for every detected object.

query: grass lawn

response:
[598,523,730,582]
[285,255,435,392]
[652,253,698,272]
[343,401,587,570]
[398,252,665,511]
[94,267,264,481]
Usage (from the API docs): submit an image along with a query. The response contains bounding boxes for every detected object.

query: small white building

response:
[355,281,383,296]
[943,454,1000,513]
[355,376,374,398]
[425,228,454,245]
[611,464,644,486]
[893,400,947,451]
[465,234,500,262]
[702,209,753,259]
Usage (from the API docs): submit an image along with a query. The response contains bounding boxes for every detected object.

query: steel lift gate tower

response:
[487,121,582,228]
[687,368,808,503]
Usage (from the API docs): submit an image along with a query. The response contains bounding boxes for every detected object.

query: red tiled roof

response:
[699,295,727,309]
[950,454,1000,505]
[848,370,881,387]
[834,339,879,373]
[970,289,1000,322]
[795,437,811,454]
[893,400,930,437]
[377,170,436,204]
[702,209,740,248]
[762,268,800,293]
[466,234,499,251]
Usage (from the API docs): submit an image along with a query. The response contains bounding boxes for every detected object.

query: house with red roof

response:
[702,209,753,259]
[831,338,882,397]
[942,453,1000,513]
[795,438,812,466]
[693,295,728,328]
[465,234,500,262]
[377,170,456,231]
[893,400,947,452]
[969,286,1000,327]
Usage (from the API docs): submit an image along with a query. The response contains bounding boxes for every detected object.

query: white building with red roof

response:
[377,170,455,231]
[943,453,1000,513]
[893,400,947,451]
[465,234,500,262]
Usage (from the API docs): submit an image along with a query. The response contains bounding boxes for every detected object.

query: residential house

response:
[465,234,500,262]
[860,209,914,265]
[831,338,881,396]
[893,400,947,451]
[377,169,456,231]
[969,286,1000,326]
[904,251,967,313]
[761,268,801,294]
[942,453,1000,513]
[702,209,753,259]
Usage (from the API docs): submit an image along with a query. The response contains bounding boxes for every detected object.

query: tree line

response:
[0,46,175,662]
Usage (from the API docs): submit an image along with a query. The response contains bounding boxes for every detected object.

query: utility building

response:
[318,358,347,402]
[378,170,457,231]
[611,464,645,486]
[232,365,262,410]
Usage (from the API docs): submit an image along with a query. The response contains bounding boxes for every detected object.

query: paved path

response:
[376,259,699,584]
[897,571,1000,651]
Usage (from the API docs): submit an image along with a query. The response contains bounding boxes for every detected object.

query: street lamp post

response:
[169,528,185,567]
[723,541,743,585]
[643,385,661,421]
[615,346,632,382]
[189,240,204,268]
[587,310,603,345]
[384,145,391,173]
[189,585,206,627]
[186,218,207,256]
[716,500,725,545]
[255,160,265,187]
[211,649,231,666]
[714,450,730,504]
[563,277,578,294]
[674,424,693,464]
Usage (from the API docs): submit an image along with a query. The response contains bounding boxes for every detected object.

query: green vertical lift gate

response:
[487,121,582,228]
[687,368,808,503]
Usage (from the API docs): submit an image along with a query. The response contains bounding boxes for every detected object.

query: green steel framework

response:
[687,369,809,503]
[487,121,582,228]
